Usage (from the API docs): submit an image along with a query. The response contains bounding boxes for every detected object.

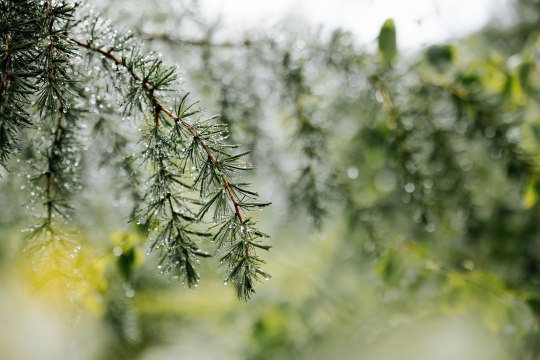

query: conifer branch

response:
[43,1,58,229]
[433,81,539,180]
[26,0,80,240]
[70,33,271,299]
[71,38,250,240]
[282,52,328,227]
[370,75,431,225]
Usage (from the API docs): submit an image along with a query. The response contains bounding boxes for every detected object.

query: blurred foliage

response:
[2,0,540,359]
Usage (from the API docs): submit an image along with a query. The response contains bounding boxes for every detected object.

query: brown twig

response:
[45,109,64,223]
[1,9,10,100]
[43,2,64,228]
[1,34,8,98]
[45,1,56,79]
[142,33,256,49]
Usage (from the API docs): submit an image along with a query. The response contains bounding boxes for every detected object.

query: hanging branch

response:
[26,0,81,241]
[43,1,62,231]
[281,51,329,228]
[434,81,539,180]
[69,30,271,299]
[369,74,431,226]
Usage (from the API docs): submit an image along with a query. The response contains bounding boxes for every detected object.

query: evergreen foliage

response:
[0,0,271,300]
[2,0,540,358]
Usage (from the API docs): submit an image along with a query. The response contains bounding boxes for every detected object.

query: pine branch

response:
[369,74,431,226]
[70,38,249,228]
[43,1,61,228]
[282,52,329,227]
[70,31,271,299]
[431,80,539,180]
[28,0,81,240]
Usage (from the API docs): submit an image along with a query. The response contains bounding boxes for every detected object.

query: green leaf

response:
[118,247,137,281]
[426,44,454,72]
[518,61,534,95]
[375,250,400,284]
[378,19,397,67]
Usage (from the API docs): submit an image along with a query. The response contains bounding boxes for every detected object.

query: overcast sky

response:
[200,0,511,49]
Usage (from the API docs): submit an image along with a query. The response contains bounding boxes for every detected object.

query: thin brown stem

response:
[1,10,10,101]
[45,109,64,225]
[43,3,63,230]
[45,1,55,79]
[70,38,250,258]
[143,33,256,49]
[1,35,8,98]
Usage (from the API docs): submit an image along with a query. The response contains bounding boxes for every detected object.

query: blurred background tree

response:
[1,0,540,359]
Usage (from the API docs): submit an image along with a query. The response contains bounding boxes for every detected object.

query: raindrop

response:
[423,179,433,190]
[113,246,123,256]
[404,183,415,193]
[347,166,359,180]
[375,90,383,103]
[463,260,475,270]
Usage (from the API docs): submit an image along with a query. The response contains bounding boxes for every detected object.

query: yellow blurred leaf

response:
[522,178,537,209]
[24,233,108,315]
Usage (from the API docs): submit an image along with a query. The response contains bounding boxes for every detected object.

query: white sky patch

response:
[200,0,511,49]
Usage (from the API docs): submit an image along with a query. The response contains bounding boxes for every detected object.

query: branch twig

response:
[142,33,257,49]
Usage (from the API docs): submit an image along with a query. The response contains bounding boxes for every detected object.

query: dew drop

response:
[404,183,415,193]
[425,223,436,233]
[113,246,123,256]
[347,166,359,180]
